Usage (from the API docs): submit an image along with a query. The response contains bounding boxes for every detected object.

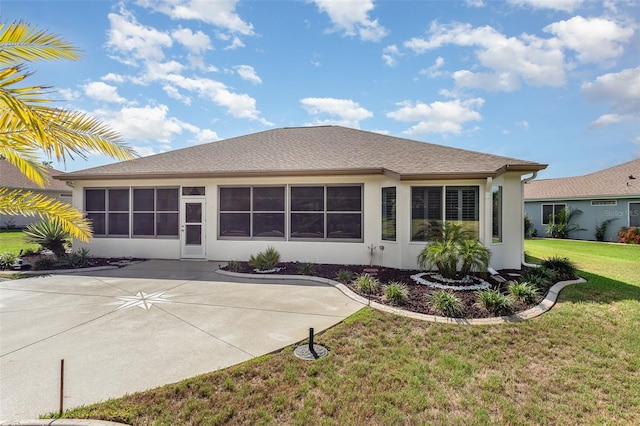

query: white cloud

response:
[506,0,584,12]
[300,97,373,127]
[163,84,192,105]
[82,81,127,103]
[235,65,262,84]
[582,67,640,128]
[136,0,254,35]
[193,128,220,144]
[133,145,162,157]
[224,36,245,50]
[101,73,126,83]
[106,11,172,64]
[544,16,634,64]
[312,0,388,42]
[57,88,81,101]
[517,120,530,130]
[404,21,566,90]
[419,56,445,78]
[171,27,211,54]
[94,104,191,143]
[466,0,485,7]
[382,44,401,67]
[387,98,484,136]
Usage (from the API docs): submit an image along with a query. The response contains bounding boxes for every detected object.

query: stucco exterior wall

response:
[524,198,640,241]
[71,173,528,270]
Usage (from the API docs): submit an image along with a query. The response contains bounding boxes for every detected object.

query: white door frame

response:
[180,196,206,259]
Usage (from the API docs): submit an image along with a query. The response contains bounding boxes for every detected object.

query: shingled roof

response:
[56,126,546,181]
[1,159,70,192]
[524,158,640,200]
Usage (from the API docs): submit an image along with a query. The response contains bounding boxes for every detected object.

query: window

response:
[492,185,502,243]
[411,186,480,241]
[182,186,205,196]
[219,186,285,238]
[84,188,129,236]
[290,185,362,240]
[411,187,443,241]
[542,203,566,225]
[591,200,617,206]
[382,187,396,241]
[85,187,178,238]
[630,203,640,227]
[132,188,179,237]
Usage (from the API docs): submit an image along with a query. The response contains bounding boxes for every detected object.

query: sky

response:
[2,0,639,178]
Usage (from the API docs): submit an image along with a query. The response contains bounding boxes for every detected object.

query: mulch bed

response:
[224,261,541,319]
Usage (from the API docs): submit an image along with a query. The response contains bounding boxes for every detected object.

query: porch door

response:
[180,198,206,259]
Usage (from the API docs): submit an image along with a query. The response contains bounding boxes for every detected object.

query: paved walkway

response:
[0,260,364,422]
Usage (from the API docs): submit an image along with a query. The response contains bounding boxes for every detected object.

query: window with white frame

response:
[541,203,566,225]
[382,187,396,241]
[591,200,617,206]
[629,202,640,227]
[219,186,285,238]
[492,185,502,243]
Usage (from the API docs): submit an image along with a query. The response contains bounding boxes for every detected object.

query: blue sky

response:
[3,0,639,178]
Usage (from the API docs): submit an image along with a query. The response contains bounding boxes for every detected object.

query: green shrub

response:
[23,220,70,257]
[32,256,56,271]
[540,256,577,281]
[546,207,584,239]
[297,262,315,276]
[336,269,354,283]
[430,290,464,318]
[475,289,514,316]
[0,252,17,269]
[595,218,618,241]
[60,248,92,268]
[523,266,555,290]
[507,281,540,304]
[524,214,534,238]
[226,260,242,272]
[248,247,281,271]
[353,273,379,294]
[382,281,409,305]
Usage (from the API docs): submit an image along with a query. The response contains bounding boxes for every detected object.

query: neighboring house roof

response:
[1,159,70,192]
[524,158,640,200]
[56,126,546,181]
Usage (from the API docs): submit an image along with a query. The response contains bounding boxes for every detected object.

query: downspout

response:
[521,172,538,266]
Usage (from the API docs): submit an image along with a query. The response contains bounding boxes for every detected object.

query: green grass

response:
[56,239,640,425]
[0,229,39,255]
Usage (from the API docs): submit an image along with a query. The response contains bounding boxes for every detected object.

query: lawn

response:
[58,239,640,425]
[0,229,39,255]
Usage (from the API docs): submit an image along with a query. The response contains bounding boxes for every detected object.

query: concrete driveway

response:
[0,260,363,421]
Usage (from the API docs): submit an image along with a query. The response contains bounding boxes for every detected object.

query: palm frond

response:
[0,21,80,65]
[0,188,91,241]
[0,141,49,186]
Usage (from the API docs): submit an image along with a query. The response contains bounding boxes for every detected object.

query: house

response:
[55,126,546,270]
[1,159,73,228]
[524,159,640,241]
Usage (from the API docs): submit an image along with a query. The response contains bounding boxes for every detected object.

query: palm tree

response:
[0,21,136,241]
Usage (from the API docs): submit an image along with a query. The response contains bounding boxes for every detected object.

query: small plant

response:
[524,214,534,238]
[60,248,92,268]
[336,269,354,283]
[546,207,584,239]
[595,218,618,241]
[523,266,556,289]
[352,273,379,294]
[3,218,16,229]
[0,252,17,269]
[382,281,409,305]
[507,281,540,304]
[32,256,56,271]
[23,219,70,257]
[226,260,242,272]
[296,262,315,276]
[540,256,577,281]
[430,290,464,318]
[248,247,281,271]
[475,289,514,316]
[618,227,640,244]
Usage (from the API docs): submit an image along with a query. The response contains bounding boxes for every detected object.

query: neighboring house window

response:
[290,185,362,240]
[492,185,502,243]
[219,186,285,238]
[132,188,179,237]
[541,204,566,225]
[630,202,640,227]
[382,187,396,241]
[85,188,129,236]
[85,188,179,237]
[591,200,617,206]
[411,186,479,241]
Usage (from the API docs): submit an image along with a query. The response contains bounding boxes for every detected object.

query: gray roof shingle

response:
[524,158,640,200]
[56,126,546,181]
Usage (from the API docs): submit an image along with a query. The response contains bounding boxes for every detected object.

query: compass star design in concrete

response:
[115,291,174,311]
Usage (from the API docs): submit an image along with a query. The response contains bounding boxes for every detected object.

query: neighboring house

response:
[56,126,546,270]
[524,159,640,241]
[1,159,73,228]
